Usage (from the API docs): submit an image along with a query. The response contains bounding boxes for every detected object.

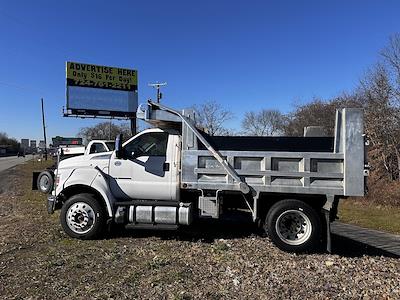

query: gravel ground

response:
[0,163,399,299]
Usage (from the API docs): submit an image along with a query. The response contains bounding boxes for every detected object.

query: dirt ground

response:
[0,162,399,300]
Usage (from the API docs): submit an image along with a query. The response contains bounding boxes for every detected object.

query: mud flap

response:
[47,195,56,214]
[322,195,335,253]
[324,210,331,253]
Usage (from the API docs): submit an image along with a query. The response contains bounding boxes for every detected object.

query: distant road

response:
[0,155,33,173]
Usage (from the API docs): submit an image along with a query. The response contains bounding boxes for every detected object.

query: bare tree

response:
[381,33,400,93]
[193,100,233,136]
[361,63,400,181]
[78,122,134,144]
[242,109,286,136]
[283,95,361,136]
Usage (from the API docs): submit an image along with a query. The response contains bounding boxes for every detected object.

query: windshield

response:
[105,142,115,151]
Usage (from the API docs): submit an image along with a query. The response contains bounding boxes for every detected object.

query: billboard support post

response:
[130,118,137,136]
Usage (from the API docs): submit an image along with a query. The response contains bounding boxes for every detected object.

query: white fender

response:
[62,167,115,217]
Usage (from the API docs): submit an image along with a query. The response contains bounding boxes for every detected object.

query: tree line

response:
[0,132,20,153]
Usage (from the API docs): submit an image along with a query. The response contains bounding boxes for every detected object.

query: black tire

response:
[265,199,321,253]
[37,171,54,194]
[60,193,106,239]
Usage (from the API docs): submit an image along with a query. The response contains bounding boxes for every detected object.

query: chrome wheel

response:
[275,209,312,245]
[66,202,96,234]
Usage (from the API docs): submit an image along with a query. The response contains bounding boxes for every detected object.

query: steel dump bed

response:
[138,102,366,198]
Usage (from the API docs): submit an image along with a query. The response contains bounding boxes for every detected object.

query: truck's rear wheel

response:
[60,193,106,239]
[37,171,54,194]
[265,199,321,253]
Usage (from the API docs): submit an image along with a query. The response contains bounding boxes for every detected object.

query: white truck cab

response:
[86,140,115,155]
[34,140,114,194]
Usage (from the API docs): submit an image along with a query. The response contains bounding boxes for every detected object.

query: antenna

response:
[148,82,167,103]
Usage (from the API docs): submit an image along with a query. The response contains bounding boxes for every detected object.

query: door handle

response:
[163,162,170,171]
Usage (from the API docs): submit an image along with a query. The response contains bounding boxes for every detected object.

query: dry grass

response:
[338,199,400,235]
[1,161,400,299]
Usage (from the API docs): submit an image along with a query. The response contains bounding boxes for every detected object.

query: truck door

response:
[109,130,175,200]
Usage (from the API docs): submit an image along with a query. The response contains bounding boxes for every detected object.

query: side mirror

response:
[115,134,124,159]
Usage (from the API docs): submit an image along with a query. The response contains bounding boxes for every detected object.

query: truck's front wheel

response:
[60,193,106,239]
[265,199,321,253]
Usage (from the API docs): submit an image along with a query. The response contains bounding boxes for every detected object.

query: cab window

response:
[89,143,107,154]
[124,132,169,158]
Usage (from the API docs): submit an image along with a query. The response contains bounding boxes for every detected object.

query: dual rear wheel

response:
[264,199,322,252]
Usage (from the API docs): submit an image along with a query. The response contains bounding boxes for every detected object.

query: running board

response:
[125,224,179,230]
[115,200,180,207]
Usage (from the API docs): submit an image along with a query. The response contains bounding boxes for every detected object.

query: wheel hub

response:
[276,210,312,246]
[66,202,96,234]
[40,176,49,191]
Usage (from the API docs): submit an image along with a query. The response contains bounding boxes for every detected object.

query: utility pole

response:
[109,119,112,140]
[41,98,48,161]
[149,82,167,103]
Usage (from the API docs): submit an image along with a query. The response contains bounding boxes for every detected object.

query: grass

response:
[338,199,400,235]
[2,161,400,299]
[28,156,55,171]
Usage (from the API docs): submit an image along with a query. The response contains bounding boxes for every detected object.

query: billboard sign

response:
[65,62,138,118]
[52,136,83,147]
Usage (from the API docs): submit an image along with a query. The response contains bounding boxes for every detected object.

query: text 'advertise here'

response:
[66,62,138,92]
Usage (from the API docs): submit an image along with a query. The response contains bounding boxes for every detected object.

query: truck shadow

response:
[116,219,257,241]
[112,220,399,258]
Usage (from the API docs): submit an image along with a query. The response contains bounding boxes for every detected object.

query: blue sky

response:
[0,0,399,142]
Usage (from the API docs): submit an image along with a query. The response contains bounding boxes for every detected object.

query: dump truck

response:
[45,101,367,252]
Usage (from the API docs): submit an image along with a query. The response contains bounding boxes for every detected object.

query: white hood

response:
[58,152,113,170]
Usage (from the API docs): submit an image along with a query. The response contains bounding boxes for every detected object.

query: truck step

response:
[125,223,179,230]
[115,200,180,207]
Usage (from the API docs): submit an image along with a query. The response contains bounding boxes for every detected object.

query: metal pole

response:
[130,118,137,136]
[148,82,167,103]
[109,119,112,140]
[41,98,48,161]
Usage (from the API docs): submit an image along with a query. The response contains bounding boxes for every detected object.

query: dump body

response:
[139,103,366,199]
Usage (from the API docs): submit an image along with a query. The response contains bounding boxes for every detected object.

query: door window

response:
[124,132,169,158]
